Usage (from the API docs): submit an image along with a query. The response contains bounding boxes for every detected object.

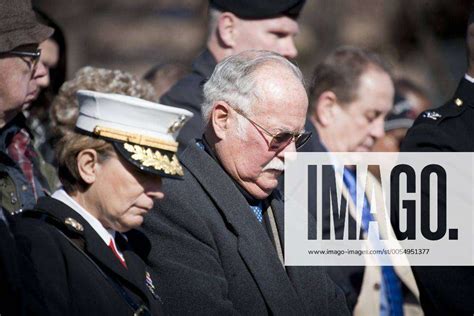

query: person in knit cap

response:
[0,0,58,217]
[0,1,54,314]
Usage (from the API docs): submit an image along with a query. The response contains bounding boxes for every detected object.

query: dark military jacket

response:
[160,49,217,150]
[12,196,164,316]
[400,77,474,315]
[0,114,58,214]
[402,77,474,152]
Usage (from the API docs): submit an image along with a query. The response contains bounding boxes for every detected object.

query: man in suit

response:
[399,9,474,315]
[159,0,305,150]
[303,46,421,316]
[143,50,350,315]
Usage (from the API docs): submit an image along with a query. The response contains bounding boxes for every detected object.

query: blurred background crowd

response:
[34,0,471,104]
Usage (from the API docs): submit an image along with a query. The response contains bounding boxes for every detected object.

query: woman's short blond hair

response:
[51,66,158,132]
[56,130,114,193]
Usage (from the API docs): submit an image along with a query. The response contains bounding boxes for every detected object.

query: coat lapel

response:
[35,197,150,304]
[83,225,152,306]
[271,195,327,311]
[180,144,305,314]
[340,172,420,298]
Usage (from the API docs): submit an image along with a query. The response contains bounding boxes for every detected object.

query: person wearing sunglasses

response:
[143,50,350,315]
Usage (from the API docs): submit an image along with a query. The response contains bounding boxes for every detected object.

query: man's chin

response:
[22,102,32,111]
[355,146,371,152]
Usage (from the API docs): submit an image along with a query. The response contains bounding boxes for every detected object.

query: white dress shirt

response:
[52,189,125,261]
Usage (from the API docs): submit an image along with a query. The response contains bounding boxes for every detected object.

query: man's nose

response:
[33,61,49,85]
[281,38,298,59]
[371,119,386,139]
[276,138,297,159]
[144,176,165,200]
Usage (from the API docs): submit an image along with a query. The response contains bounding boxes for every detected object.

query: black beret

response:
[209,0,306,20]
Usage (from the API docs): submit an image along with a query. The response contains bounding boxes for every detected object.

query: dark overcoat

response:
[12,197,163,316]
[400,77,474,315]
[143,142,350,315]
[160,49,216,149]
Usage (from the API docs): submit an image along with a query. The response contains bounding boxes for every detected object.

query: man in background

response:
[159,0,305,149]
[303,46,421,315]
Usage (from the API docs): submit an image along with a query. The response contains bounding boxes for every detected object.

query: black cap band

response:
[209,0,306,20]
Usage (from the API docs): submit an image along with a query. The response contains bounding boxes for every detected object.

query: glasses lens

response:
[31,50,41,71]
[269,132,294,150]
[9,49,41,71]
[295,132,312,149]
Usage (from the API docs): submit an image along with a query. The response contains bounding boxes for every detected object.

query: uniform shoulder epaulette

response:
[18,209,85,236]
[416,96,466,126]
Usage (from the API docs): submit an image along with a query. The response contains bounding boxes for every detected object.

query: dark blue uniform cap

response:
[209,0,306,20]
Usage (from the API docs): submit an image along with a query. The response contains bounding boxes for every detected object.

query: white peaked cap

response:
[75,90,193,178]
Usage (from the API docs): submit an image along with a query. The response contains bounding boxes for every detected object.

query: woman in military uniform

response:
[12,90,191,315]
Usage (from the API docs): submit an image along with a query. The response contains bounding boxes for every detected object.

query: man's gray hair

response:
[202,50,304,124]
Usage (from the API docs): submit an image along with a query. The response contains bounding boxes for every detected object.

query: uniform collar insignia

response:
[422,111,442,120]
[64,217,84,232]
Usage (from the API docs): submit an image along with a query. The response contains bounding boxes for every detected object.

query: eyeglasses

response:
[232,107,312,151]
[5,49,41,71]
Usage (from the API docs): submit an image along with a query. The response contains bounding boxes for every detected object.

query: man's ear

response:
[211,101,232,140]
[314,91,339,127]
[76,149,99,185]
[216,12,238,48]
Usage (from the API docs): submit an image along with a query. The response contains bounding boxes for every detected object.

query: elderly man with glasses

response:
[0,0,56,313]
[0,0,57,217]
[143,50,350,315]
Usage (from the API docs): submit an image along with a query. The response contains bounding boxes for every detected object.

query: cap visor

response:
[113,141,184,180]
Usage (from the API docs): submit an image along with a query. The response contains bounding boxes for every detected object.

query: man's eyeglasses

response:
[4,49,41,71]
[232,107,312,151]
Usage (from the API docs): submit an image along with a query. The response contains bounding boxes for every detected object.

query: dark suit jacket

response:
[143,142,350,315]
[12,197,163,316]
[299,120,421,313]
[400,77,474,315]
[160,49,216,150]
[0,214,23,316]
[298,121,364,311]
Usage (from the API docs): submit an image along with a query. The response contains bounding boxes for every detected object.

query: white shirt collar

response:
[52,189,115,246]
[465,73,474,83]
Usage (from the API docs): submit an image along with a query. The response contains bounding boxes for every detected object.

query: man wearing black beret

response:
[400,8,474,315]
[159,0,306,150]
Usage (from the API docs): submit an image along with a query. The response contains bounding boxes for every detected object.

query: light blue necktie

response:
[343,168,404,316]
[250,202,263,223]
